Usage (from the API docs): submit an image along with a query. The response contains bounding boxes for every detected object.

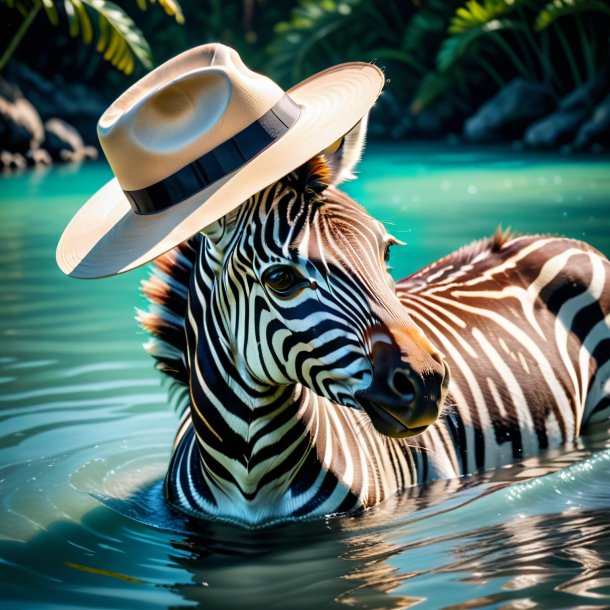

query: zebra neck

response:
[177,241,455,523]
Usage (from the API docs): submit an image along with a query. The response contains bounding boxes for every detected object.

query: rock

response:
[412,108,447,138]
[0,105,32,153]
[44,118,98,163]
[6,60,107,147]
[407,97,472,139]
[0,76,45,154]
[1,150,27,171]
[370,84,472,140]
[464,79,556,143]
[0,77,20,103]
[524,77,609,149]
[573,92,610,151]
[559,74,608,113]
[25,148,52,166]
[524,108,590,149]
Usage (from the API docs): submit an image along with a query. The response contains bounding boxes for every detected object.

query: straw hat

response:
[56,43,384,279]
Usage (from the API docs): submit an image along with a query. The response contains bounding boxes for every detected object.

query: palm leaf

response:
[437,17,517,72]
[40,0,59,25]
[134,0,184,25]
[535,0,610,30]
[368,47,427,74]
[411,68,463,113]
[403,0,453,54]
[2,0,185,73]
[449,0,523,34]
[44,0,153,74]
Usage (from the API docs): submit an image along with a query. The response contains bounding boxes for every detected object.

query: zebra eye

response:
[262,266,306,298]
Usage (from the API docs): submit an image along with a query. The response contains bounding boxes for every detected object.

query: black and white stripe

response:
[138,121,610,527]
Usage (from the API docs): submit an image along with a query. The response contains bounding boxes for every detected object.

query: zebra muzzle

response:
[356,340,450,438]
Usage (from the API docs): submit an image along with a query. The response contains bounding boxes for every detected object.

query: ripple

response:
[2,154,610,610]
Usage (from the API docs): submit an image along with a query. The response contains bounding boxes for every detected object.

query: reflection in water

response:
[330,445,610,610]
[1,414,610,609]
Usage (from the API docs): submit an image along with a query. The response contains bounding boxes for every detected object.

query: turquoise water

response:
[1,144,610,609]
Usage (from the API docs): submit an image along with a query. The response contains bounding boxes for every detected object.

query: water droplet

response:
[391,195,401,204]
[537,177,546,186]
[467,185,477,195]
[553,175,562,185]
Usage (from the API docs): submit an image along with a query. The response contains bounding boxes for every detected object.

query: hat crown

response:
[98,44,286,191]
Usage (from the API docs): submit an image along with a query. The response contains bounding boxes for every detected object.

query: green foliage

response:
[42,0,152,74]
[535,0,610,30]
[3,0,609,138]
[411,68,465,114]
[134,0,184,24]
[448,0,519,33]
[402,0,456,55]
[437,17,518,71]
[412,0,610,112]
[134,0,299,79]
[270,0,413,87]
[0,0,183,74]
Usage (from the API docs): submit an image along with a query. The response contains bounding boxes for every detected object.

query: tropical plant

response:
[269,0,474,130]
[0,0,183,74]
[269,0,418,88]
[534,0,610,84]
[140,0,299,73]
[535,0,610,28]
[412,0,610,112]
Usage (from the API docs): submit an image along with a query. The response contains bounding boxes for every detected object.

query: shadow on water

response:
[0,484,366,610]
[0,471,464,610]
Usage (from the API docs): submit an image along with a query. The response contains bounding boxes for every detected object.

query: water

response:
[1,143,610,610]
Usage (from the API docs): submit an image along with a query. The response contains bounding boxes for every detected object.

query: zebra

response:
[138,119,610,527]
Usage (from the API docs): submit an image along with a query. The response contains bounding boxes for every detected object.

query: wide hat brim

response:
[56,62,384,279]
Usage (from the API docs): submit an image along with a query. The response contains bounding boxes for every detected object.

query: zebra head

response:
[198,117,450,438]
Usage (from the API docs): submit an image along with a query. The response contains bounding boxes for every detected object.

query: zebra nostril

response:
[390,369,416,401]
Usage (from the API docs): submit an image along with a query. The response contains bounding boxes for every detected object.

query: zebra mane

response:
[434,226,514,271]
[399,227,515,290]
[137,235,201,387]
[444,226,514,267]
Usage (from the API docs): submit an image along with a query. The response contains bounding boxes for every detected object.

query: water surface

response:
[1,144,610,609]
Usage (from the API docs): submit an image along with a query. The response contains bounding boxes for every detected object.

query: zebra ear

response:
[319,113,369,186]
[296,114,369,193]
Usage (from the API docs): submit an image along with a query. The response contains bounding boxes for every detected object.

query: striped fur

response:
[138,129,610,526]
[139,183,610,526]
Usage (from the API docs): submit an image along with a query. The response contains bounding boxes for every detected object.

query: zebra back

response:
[397,230,610,473]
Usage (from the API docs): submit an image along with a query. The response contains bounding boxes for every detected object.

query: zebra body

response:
[143,229,610,526]
[139,121,610,527]
[400,234,610,474]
